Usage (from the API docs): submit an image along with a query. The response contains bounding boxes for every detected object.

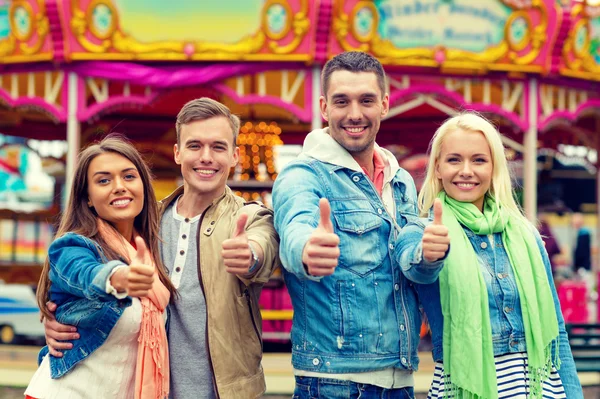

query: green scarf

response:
[438,192,559,399]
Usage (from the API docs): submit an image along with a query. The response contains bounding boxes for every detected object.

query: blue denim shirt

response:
[397,220,583,398]
[37,233,131,378]
[273,130,444,374]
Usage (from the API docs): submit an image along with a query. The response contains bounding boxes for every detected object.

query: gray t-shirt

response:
[160,198,216,399]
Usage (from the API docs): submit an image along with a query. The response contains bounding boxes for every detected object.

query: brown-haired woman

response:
[25,135,176,399]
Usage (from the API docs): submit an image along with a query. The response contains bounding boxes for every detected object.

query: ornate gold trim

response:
[350,1,378,43]
[86,0,118,40]
[263,0,293,41]
[69,0,311,60]
[505,11,532,52]
[0,0,50,60]
[333,0,548,70]
[10,0,35,41]
[561,3,600,78]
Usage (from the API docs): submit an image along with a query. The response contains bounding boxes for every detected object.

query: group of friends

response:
[24,51,583,398]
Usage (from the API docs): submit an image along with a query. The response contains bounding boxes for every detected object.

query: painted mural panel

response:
[330,0,560,73]
[62,0,315,61]
[0,0,53,63]
[561,1,600,81]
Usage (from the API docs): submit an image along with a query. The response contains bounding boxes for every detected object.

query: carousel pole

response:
[596,118,600,272]
[65,72,81,203]
[311,66,322,131]
[524,78,538,222]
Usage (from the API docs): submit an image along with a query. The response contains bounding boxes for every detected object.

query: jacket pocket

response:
[333,210,385,277]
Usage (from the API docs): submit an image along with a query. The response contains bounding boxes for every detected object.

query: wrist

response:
[247,243,260,274]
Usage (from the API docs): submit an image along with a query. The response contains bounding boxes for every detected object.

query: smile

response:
[454,182,479,189]
[343,126,367,136]
[110,198,132,208]
[193,168,218,176]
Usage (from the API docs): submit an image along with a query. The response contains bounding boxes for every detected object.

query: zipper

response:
[244,288,263,351]
[196,206,220,399]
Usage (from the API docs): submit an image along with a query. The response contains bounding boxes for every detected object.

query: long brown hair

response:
[38,134,177,318]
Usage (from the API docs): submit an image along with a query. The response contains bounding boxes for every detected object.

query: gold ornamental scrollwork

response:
[70,0,309,60]
[1,0,50,60]
[266,0,310,54]
[561,3,600,79]
[333,0,548,69]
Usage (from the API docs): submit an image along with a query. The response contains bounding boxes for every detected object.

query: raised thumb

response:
[233,213,249,238]
[318,198,334,233]
[133,236,148,264]
[432,198,443,225]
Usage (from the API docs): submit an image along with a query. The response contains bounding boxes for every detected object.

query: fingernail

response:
[70,327,77,332]
[73,334,79,339]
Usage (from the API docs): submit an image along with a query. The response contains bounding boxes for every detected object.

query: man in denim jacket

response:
[273,51,448,398]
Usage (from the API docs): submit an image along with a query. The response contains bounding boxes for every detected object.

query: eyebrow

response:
[331,92,378,100]
[446,153,489,157]
[93,167,137,177]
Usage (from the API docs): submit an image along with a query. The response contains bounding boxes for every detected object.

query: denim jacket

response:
[397,219,583,398]
[273,128,443,374]
[37,233,131,378]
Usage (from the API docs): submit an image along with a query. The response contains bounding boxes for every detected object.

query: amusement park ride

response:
[2,0,600,342]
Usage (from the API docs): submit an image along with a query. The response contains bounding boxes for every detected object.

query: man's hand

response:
[222,213,256,275]
[302,198,340,276]
[43,301,79,358]
[110,237,155,297]
[422,198,450,263]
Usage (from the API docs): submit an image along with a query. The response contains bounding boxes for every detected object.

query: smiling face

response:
[435,128,493,211]
[320,70,389,162]
[174,116,239,201]
[86,152,144,238]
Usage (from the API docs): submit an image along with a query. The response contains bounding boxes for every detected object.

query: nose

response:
[112,177,126,193]
[460,162,473,177]
[348,101,363,121]
[199,146,213,163]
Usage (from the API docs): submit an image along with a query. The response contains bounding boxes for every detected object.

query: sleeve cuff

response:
[105,265,129,299]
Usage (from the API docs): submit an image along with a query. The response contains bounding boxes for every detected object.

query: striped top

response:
[427,352,566,399]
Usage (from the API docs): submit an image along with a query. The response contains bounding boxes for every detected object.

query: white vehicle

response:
[0,282,44,344]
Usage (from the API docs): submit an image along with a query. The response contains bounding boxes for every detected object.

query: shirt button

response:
[510,340,518,347]
[480,242,488,249]
[504,306,513,313]
[394,284,399,291]
[359,334,363,338]
[389,243,394,250]
[182,234,187,239]
[401,357,407,364]
[175,267,181,273]
[353,176,360,182]
[497,273,503,279]
[400,324,405,331]
[180,250,185,255]
[312,358,320,366]
[377,208,383,215]
[184,218,190,223]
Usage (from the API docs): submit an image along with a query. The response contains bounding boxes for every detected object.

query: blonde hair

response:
[418,113,526,224]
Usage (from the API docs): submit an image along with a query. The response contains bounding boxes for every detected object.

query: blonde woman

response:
[396,113,582,398]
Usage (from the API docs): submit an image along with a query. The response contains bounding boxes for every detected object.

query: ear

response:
[319,96,329,122]
[435,161,442,180]
[174,143,181,165]
[381,93,390,118]
[231,146,239,168]
[87,200,93,208]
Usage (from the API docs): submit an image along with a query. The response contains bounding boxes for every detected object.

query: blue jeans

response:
[293,376,415,399]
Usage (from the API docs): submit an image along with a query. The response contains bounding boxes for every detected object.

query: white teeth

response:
[456,183,477,188]
[195,169,216,175]
[112,199,131,206]
[345,127,365,133]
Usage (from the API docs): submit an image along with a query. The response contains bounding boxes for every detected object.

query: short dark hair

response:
[321,52,387,98]
[176,98,240,145]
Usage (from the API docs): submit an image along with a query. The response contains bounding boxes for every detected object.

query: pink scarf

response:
[97,219,170,399]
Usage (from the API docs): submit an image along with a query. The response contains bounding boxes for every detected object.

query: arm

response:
[272,161,326,281]
[48,234,127,302]
[395,219,445,284]
[533,230,584,397]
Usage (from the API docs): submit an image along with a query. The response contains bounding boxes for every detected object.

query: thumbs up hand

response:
[126,237,155,297]
[422,198,450,263]
[301,198,340,276]
[222,213,256,275]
